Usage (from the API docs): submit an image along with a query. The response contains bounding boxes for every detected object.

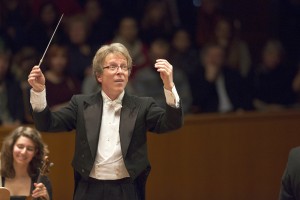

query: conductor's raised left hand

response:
[155,59,175,91]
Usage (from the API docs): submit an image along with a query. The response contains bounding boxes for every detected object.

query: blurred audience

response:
[65,14,95,83]
[0,0,32,53]
[43,44,81,111]
[29,0,82,17]
[26,1,65,53]
[211,18,251,77]
[141,0,176,45]
[195,0,222,47]
[112,16,150,78]
[84,0,114,48]
[0,1,300,117]
[169,28,200,80]
[0,51,24,126]
[128,38,192,113]
[190,43,252,113]
[12,47,39,123]
[248,40,296,111]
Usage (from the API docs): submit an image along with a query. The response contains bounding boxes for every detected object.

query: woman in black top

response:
[1,126,52,200]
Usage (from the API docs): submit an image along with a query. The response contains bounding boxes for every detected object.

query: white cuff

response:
[30,88,47,112]
[164,86,180,108]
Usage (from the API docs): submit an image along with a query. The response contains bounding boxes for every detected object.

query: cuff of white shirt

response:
[30,88,47,112]
[164,86,180,108]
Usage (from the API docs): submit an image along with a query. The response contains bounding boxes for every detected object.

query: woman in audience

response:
[26,1,65,53]
[1,126,52,200]
[65,14,94,83]
[141,0,175,45]
[211,18,251,77]
[169,28,200,79]
[112,16,149,78]
[43,44,80,111]
[84,0,113,47]
[248,39,296,111]
[195,0,222,47]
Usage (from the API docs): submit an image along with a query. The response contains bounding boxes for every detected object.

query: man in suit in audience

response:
[28,43,183,200]
[279,146,300,200]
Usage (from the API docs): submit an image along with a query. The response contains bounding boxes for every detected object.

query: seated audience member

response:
[12,47,39,123]
[141,0,175,45]
[279,146,300,200]
[169,28,200,79]
[112,16,149,78]
[43,44,81,111]
[0,0,31,53]
[1,126,52,200]
[212,18,252,77]
[190,43,252,113]
[128,38,192,113]
[65,14,94,82]
[84,0,114,47]
[0,51,24,126]
[26,1,65,53]
[195,0,222,47]
[248,40,296,111]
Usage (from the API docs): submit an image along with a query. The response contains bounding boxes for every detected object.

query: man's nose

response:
[116,66,124,74]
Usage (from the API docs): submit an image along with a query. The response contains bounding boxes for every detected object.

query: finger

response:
[156,59,170,64]
[32,185,47,195]
[155,62,173,68]
[32,65,40,69]
[157,68,171,76]
[155,65,172,74]
[155,64,172,71]
[34,182,45,187]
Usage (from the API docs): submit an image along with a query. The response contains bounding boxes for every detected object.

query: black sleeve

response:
[279,147,300,200]
[40,176,53,200]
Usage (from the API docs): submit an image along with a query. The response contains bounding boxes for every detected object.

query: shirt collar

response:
[101,90,124,104]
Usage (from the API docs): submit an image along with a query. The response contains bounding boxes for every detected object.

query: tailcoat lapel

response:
[83,92,103,160]
[120,93,139,158]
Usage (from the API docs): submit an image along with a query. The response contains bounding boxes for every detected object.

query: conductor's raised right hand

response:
[28,66,46,92]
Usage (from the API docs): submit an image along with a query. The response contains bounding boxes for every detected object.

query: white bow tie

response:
[106,101,122,112]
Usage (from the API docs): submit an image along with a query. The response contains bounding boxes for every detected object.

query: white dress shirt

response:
[216,74,233,113]
[30,86,180,180]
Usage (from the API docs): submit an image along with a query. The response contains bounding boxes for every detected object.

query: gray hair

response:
[92,43,132,77]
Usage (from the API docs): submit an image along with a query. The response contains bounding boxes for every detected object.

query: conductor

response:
[28,43,183,200]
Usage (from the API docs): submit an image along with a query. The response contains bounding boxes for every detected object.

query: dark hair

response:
[1,126,49,178]
[44,44,69,71]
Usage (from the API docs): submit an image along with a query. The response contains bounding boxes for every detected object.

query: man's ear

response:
[95,72,102,83]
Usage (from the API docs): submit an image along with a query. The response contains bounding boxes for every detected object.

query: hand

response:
[28,66,46,92]
[205,64,220,82]
[154,59,174,91]
[32,183,50,200]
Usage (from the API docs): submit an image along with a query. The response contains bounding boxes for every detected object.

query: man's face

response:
[97,53,129,98]
[203,47,224,67]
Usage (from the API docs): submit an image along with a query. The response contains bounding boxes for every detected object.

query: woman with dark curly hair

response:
[0,126,52,200]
